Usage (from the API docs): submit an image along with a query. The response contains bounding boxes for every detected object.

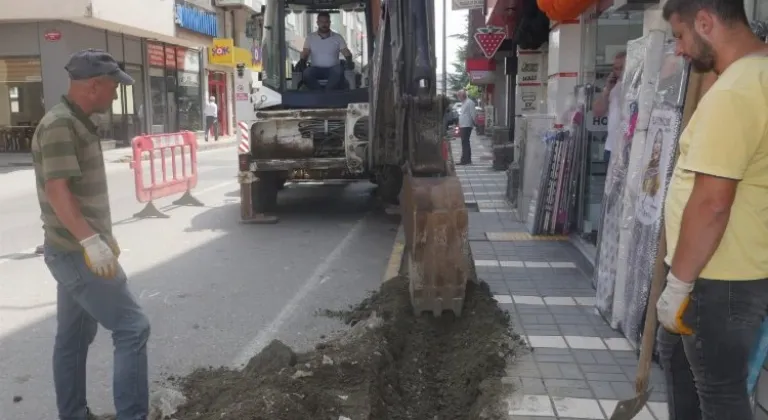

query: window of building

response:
[146,43,203,134]
[0,57,44,152]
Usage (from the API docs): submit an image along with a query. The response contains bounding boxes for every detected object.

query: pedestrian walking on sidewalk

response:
[31,49,150,420]
[456,89,476,165]
[204,95,219,142]
[656,1,768,419]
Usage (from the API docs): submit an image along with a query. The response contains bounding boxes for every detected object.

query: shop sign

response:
[147,43,165,67]
[182,49,200,73]
[474,26,506,59]
[468,70,495,85]
[451,0,483,10]
[175,4,218,37]
[585,111,608,132]
[209,38,235,65]
[164,46,177,69]
[518,55,543,84]
[179,72,200,87]
[518,87,540,113]
[43,30,62,42]
[251,46,262,70]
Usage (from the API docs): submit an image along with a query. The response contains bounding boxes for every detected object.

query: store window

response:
[576,10,644,244]
[110,64,145,144]
[0,57,44,153]
[147,43,203,134]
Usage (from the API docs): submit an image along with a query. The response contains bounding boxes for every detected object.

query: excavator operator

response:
[297,11,355,91]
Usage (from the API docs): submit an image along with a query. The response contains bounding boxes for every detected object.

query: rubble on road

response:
[163,277,524,420]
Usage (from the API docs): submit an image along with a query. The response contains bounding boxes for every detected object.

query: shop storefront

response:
[574,8,644,245]
[146,42,204,135]
[0,22,146,151]
[206,37,260,136]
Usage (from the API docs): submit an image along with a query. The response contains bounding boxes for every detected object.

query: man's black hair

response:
[662,0,749,25]
[317,11,331,19]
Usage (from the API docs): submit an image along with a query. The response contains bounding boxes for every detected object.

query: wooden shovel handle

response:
[635,227,667,393]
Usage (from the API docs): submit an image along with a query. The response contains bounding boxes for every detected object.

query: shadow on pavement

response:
[0,180,399,418]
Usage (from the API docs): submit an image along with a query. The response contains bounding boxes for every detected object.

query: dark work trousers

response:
[205,116,218,141]
[656,271,768,420]
[459,126,473,164]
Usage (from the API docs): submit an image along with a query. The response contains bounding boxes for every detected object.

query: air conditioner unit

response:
[603,0,659,12]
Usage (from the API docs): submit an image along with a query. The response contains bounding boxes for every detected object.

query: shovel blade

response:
[609,388,652,420]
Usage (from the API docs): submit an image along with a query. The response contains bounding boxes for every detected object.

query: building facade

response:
[0,0,268,153]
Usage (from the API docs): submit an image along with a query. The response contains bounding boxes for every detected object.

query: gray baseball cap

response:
[65,49,134,85]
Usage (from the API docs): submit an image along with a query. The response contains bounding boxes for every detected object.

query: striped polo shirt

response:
[31,96,113,251]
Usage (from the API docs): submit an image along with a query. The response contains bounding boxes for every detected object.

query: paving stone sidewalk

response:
[453,133,669,420]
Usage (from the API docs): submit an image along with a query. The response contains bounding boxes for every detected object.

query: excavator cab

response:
[260,0,373,109]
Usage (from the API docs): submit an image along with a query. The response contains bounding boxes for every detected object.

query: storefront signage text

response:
[147,43,199,71]
[175,4,218,37]
[43,30,62,42]
[209,38,235,65]
[452,0,483,10]
[586,112,608,132]
[518,55,543,85]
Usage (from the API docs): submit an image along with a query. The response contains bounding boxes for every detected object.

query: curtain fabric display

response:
[594,35,648,330]
[615,38,687,348]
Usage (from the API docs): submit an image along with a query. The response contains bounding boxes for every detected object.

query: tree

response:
[446,16,470,93]
[465,84,481,100]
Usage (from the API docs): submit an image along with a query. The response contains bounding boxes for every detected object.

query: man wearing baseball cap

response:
[31,49,150,420]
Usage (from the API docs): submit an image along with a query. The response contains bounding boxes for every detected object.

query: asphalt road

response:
[0,146,399,419]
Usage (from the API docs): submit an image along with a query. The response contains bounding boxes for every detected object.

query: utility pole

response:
[442,0,447,96]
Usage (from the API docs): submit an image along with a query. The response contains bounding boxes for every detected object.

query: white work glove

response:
[657,271,694,335]
[80,234,119,278]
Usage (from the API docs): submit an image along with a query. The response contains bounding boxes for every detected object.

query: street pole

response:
[442,0,447,97]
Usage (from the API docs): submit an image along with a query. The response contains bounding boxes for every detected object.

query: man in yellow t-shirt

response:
[657,1,768,419]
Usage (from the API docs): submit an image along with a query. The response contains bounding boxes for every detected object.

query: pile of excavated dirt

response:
[170,277,523,420]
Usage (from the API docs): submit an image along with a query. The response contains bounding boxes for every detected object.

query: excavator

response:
[234,0,469,316]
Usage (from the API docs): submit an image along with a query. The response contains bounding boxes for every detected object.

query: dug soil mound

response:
[171,277,522,420]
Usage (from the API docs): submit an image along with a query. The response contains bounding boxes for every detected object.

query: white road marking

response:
[231,215,369,368]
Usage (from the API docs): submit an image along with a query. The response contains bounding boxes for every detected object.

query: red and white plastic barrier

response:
[129,131,203,218]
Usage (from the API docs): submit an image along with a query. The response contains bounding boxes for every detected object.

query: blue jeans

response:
[302,65,344,90]
[44,245,150,420]
[656,274,768,420]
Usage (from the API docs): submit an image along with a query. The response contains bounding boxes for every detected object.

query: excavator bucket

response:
[401,168,469,317]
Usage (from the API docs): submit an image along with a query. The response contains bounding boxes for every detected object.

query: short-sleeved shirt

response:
[458,99,476,128]
[303,31,347,68]
[31,96,113,251]
[664,55,768,280]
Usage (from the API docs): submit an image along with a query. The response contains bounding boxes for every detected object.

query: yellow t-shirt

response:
[665,55,768,281]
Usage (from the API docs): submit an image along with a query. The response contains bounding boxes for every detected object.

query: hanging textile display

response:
[593,35,648,328]
[615,38,688,348]
[528,129,581,235]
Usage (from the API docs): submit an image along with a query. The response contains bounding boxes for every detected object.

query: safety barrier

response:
[130,131,203,219]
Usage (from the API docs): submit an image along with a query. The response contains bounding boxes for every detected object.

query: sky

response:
[434,2,470,76]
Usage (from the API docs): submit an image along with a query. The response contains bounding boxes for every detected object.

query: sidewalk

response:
[454,133,669,420]
[0,133,237,169]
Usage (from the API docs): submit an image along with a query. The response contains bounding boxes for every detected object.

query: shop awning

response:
[466,58,496,85]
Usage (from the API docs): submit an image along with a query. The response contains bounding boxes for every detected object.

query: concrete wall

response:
[2,0,174,38]
[90,0,175,37]
[0,22,141,112]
